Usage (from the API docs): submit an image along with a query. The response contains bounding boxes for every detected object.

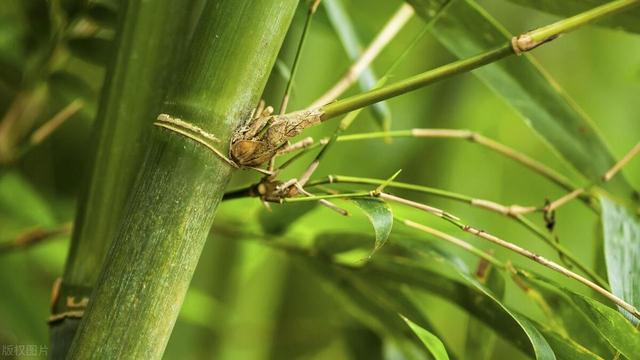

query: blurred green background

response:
[1,0,639,359]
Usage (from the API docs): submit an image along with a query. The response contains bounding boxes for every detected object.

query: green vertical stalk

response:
[50,0,197,357]
[67,0,298,358]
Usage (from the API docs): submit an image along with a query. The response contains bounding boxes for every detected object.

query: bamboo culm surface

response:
[49,0,199,357]
[67,0,298,358]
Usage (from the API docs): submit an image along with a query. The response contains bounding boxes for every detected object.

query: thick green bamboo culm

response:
[49,0,197,357]
[67,0,298,358]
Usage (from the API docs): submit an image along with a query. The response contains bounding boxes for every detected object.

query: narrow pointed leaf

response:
[599,193,640,323]
[518,274,615,358]
[505,0,640,34]
[465,261,503,359]
[568,291,640,358]
[352,198,393,252]
[407,0,636,200]
[402,317,450,360]
[298,256,436,359]
[365,256,556,359]
[536,326,602,360]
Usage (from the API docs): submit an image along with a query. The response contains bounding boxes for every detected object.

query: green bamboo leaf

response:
[402,317,450,360]
[67,36,113,65]
[599,193,640,323]
[505,0,640,34]
[407,0,636,200]
[381,234,557,358]
[352,198,393,252]
[298,256,436,359]
[364,255,555,359]
[568,291,640,358]
[536,326,602,360]
[464,260,504,360]
[323,0,392,131]
[518,274,615,358]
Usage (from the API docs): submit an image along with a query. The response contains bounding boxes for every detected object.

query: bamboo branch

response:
[29,100,84,145]
[444,217,640,321]
[309,3,414,108]
[303,175,607,287]
[0,223,72,254]
[243,0,640,157]
[399,218,505,269]
[334,129,578,192]
[383,193,637,320]
[603,142,640,182]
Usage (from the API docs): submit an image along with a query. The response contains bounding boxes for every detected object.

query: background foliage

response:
[1,0,639,359]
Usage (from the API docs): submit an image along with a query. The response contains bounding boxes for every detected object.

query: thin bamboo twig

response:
[30,100,84,145]
[603,142,640,182]
[230,0,640,169]
[400,218,505,269]
[309,3,414,108]
[315,0,640,122]
[339,129,578,192]
[378,192,460,220]
[512,0,640,54]
[287,187,622,310]
[303,175,608,287]
[443,217,640,321]
[544,188,586,213]
[319,44,513,120]
[279,0,322,114]
[0,223,72,254]
[374,191,634,319]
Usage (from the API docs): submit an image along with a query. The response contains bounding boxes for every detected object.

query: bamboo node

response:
[154,113,238,168]
[511,33,560,55]
[230,104,324,167]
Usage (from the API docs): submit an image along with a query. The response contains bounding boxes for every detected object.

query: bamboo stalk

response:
[67,1,298,358]
[50,0,199,357]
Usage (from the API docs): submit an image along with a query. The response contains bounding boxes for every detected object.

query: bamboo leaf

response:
[363,254,556,359]
[323,0,392,130]
[599,193,640,323]
[407,0,636,200]
[505,0,640,34]
[352,198,393,253]
[402,317,450,360]
[518,274,616,358]
[298,256,436,359]
[464,260,504,359]
[568,290,640,358]
[536,326,602,360]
